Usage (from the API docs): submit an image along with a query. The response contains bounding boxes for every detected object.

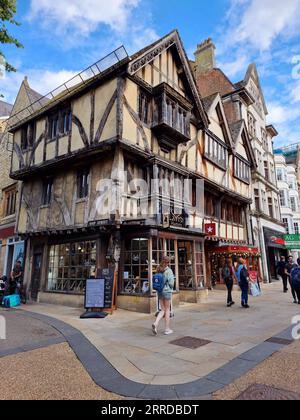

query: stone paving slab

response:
[174,379,224,399]
[238,341,284,363]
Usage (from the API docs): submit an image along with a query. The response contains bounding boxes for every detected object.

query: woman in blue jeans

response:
[236,258,250,308]
[152,256,175,336]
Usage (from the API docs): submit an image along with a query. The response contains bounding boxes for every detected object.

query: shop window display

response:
[178,241,194,289]
[123,238,150,295]
[195,242,205,289]
[210,249,261,287]
[152,238,176,287]
[47,241,97,294]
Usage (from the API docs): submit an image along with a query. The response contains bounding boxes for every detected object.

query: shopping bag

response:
[250,282,261,297]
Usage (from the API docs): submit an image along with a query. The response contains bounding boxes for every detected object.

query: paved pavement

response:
[21,283,300,385]
[1,281,299,399]
[20,282,300,386]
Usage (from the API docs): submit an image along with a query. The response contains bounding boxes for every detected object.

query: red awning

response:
[211,245,260,255]
[0,226,15,239]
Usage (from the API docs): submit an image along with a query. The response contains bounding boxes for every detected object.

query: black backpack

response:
[240,267,250,283]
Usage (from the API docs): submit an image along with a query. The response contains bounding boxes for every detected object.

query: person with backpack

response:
[152,256,175,336]
[290,259,300,304]
[236,258,250,308]
[285,256,299,304]
[222,259,235,307]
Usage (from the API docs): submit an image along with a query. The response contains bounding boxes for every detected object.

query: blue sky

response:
[1,0,300,148]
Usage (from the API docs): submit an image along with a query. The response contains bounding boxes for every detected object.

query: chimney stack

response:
[194,38,216,77]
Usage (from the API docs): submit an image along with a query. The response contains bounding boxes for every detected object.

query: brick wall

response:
[197,69,235,98]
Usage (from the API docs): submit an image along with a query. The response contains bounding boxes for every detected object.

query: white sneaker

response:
[164,329,174,335]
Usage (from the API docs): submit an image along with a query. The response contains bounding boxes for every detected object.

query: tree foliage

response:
[0,0,23,74]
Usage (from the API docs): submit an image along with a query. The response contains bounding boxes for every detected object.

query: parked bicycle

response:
[0,276,8,305]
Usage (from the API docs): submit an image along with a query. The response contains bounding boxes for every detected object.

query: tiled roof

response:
[229,120,244,142]
[202,93,219,112]
[0,100,13,117]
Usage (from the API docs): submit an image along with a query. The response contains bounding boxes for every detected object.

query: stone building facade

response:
[193,39,285,283]
[275,149,300,259]
[0,78,45,278]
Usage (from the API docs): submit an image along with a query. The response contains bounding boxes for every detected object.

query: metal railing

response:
[7,46,129,130]
[274,142,300,157]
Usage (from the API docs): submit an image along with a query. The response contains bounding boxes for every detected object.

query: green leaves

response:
[0,0,23,78]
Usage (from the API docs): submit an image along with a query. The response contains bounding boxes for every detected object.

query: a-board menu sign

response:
[96,267,116,310]
[85,279,105,309]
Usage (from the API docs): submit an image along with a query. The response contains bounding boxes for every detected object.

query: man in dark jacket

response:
[285,256,298,304]
[277,256,288,293]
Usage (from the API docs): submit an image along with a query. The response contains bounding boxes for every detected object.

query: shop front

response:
[25,230,111,307]
[118,228,207,313]
[263,228,287,281]
[0,223,25,278]
[207,245,261,289]
[28,226,207,313]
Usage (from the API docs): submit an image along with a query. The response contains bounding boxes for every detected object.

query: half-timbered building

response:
[9,31,257,312]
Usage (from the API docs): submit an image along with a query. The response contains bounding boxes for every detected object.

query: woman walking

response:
[152,256,175,336]
[221,259,236,307]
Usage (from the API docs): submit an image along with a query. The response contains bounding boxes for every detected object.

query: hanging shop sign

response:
[163,212,186,228]
[205,223,216,236]
[264,228,285,249]
[284,234,300,250]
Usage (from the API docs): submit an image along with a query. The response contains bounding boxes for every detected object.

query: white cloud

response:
[1,69,78,104]
[290,80,300,103]
[268,101,300,125]
[217,52,249,78]
[267,99,300,148]
[28,0,140,35]
[226,0,300,51]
